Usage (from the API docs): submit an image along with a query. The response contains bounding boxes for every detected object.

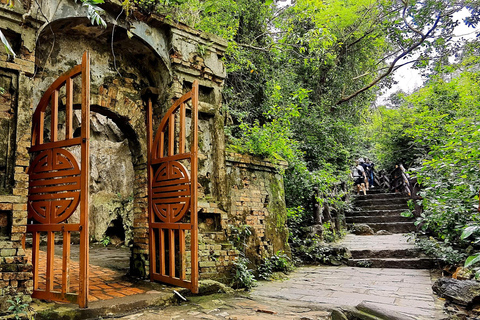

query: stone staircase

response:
[346,188,415,233]
[343,189,435,269]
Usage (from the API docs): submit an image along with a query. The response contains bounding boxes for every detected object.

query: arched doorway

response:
[27,52,200,307]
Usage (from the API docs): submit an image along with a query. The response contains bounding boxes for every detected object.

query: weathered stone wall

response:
[226,153,290,264]
[0,1,38,310]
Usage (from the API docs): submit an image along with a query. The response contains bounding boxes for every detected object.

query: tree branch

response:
[237,43,272,52]
[335,13,441,105]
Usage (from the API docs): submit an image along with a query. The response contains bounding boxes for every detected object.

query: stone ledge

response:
[226,152,287,172]
[0,195,25,204]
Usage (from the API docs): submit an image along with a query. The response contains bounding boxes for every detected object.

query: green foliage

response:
[356,260,373,268]
[374,67,480,266]
[230,85,304,163]
[100,235,111,247]
[231,257,256,290]
[228,224,251,254]
[7,296,32,320]
[257,251,294,280]
[292,237,349,266]
[414,236,465,266]
[322,222,338,243]
[76,0,107,28]
[287,207,348,265]
[0,30,16,59]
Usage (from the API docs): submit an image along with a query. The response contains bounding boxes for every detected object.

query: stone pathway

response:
[252,265,444,319]
[118,294,331,320]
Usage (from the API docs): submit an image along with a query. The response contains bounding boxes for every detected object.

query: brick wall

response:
[0,197,33,314]
[0,9,36,312]
[225,153,290,264]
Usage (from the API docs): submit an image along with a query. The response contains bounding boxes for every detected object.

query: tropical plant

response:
[231,257,256,290]
[0,30,16,59]
[7,296,32,320]
[257,251,294,280]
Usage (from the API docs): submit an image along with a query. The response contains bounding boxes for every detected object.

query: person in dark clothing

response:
[366,158,375,188]
[358,158,370,191]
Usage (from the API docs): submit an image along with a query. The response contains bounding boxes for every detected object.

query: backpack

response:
[357,168,364,177]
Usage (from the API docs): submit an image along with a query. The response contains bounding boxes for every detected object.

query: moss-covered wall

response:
[225,153,290,265]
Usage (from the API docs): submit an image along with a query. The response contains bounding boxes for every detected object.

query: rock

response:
[376,230,392,235]
[433,278,480,306]
[351,224,374,235]
[179,280,234,296]
[356,301,416,320]
[307,224,324,238]
[68,113,135,245]
[330,309,348,320]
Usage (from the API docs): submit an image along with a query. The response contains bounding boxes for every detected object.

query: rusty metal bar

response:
[66,78,73,139]
[32,232,40,290]
[168,114,175,156]
[46,231,55,292]
[190,80,199,293]
[160,229,165,275]
[62,231,71,295]
[51,90,58,142]
[39,112,44,145]
[79,50,90,308]
[159,132,164,159]
[169,229,175,277]
[179,229,185,280]
[147,96,155,281]
[179,103,186,154]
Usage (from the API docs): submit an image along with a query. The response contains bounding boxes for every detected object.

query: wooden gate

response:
[146,81,199,293]
[27,52,90,307]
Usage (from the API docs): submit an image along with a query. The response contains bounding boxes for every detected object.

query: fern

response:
[0,30,16,59]
[75,0,107,28]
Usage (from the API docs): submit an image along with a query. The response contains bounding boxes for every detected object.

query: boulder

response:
[351,224,374,235]
[355,301,416,320]
[433,278,480,306]
[376,230,392,235]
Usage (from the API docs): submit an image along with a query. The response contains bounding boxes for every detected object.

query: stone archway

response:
[33,16,172,279]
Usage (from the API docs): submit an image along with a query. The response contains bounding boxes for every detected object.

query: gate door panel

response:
[27,52,90,307]
[147,81,199,293]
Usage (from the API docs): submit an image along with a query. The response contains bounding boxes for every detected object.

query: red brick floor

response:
[26,248,145,302]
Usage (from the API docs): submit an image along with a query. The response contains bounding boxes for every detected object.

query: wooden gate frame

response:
[146,80,199,293]
[27,52,90,307]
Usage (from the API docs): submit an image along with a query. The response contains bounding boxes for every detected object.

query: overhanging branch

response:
[335,12,441,105]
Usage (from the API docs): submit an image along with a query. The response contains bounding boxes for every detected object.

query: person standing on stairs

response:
[358,158,370,191]
[351,160,366,195]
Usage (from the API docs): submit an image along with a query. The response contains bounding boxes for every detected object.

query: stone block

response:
[0,203,13,210]
[11,226,26,233]
[0,249,16,257]
[3,272,16,280]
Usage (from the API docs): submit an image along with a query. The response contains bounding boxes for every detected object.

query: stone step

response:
[348,222,416,233]
[346,209,407,217]
[349,248,421,259]
[365,188,391,194]
[347,257,436,269]
[346,215,413,224]
[356,203,409,211]
[354,198,410,206]
[354,193,408,200]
